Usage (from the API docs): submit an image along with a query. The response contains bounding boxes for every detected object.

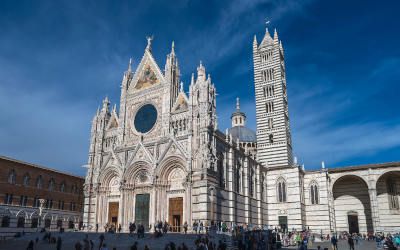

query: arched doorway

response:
[333,175,373,234]
[376,171,400,232]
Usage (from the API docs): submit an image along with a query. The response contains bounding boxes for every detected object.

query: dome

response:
[228,126,257,143]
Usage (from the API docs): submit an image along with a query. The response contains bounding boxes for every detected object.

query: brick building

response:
[0,155,84,233]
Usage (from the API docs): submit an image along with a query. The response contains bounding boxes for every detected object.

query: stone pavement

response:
[283,239,379,250]
[0,231,232,250]
[0,232,380,250]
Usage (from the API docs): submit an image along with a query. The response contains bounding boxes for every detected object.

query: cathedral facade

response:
[83,28,400,234]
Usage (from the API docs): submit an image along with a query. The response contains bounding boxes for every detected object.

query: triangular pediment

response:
[126,142,154,167]
[171,91,189,113]
[106,110,119,129]
[130,50,165,92]
[157,137,188,163]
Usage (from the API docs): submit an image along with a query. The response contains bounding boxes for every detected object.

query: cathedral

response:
[83,27,400,235]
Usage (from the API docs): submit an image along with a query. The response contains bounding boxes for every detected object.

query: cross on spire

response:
[146,35,154,51]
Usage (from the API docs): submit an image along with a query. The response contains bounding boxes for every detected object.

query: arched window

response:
[387,178,399,210]
[8,170,16,184]
[310,182,319,205]
[277,178,287,203]
[31,217,38,228]
[60,182,65,192]
[17,216,25,228]
[217,154,225,188]
[269,134,274,143]
[235,164,241,193]
[23,174,30,186]
[1,216,10,227]
[36,175,43,189]
[249,167,255,197]
[48,178,55,191]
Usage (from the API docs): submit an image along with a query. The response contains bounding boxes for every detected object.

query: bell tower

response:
[253,28,293,167]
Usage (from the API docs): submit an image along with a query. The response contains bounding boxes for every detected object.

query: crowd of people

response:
[23,221,400,250]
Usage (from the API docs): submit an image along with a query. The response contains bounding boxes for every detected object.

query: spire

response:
[260,28,273,47]
[171,41,175,55]
[146,35,153,52]
[236,97,240,110]
[128,58,132,72]
[197,61,206,81]
[273,28,279,43]
[180,82,183,92]
[101,96,110,113]
[190,73,195,86]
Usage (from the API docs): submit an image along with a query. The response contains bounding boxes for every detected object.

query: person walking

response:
[26,240,34,250]
[331,235,338,250]
[348,236,354,250]
[56,236,62,250]
[183,222,188,234]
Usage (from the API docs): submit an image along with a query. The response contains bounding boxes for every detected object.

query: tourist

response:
[83,238,90,250]
[100,243,109,250]
[330,235,338,250]
[118,224,122,233]
[130,241,138,250]
[56,236,62,250]
[96,223,99,233]
[144,245,150,250]
[75,240,83,250]
[347,235,354,250]
[99,234,105,250]
[26,240,34,250]
[183,221,188,234]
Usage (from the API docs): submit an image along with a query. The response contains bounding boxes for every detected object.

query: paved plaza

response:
[0,231,381,250]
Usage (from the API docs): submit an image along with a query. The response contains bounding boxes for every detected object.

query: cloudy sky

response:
[1,0,399,176]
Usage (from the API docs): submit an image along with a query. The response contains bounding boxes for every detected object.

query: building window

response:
[46,199,53,209]
[23,174,30,186]
[70,202,76,211]
[31,218,38,228]
[60,182,65,192]
[277,178,287,203]
[217,155,225,188]
[19,195,28,206]
[17,217,25,228]
[48,178,55,191]
[249,167,255,197]
[36,175,43,189]
[387,178,399,210]
[58,200,64,210]
[266,101,274,113]
[8,170,16,184]
[269,134,274,143]
[310,183,319,205]
[4,193,13,205]
[235,165,241,193]
[1,216,10,227]
[33,196,39,207]
[268,118,273,129]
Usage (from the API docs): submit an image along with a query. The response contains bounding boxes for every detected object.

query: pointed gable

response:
[106,109,119,129]
[171,91,189,113]
[130,49,165,92]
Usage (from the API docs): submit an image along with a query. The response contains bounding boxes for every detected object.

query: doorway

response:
[348,212,359,234]
[135,194,150,230]
[108,202,119,228]
[169,197,183,232]
[278,216,288,232]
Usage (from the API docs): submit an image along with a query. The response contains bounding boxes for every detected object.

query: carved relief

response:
[135,64,159,90]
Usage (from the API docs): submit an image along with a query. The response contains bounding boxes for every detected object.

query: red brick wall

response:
[0,157,84,212]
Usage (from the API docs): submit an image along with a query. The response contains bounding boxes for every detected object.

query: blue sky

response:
[0,0,399,176]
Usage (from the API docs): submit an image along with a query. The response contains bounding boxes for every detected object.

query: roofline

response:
[326,161,400,173]
[0,155,85,180]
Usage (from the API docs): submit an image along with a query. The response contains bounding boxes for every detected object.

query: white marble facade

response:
[83,29,400,234]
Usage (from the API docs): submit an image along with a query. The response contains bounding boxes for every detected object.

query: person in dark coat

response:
[56,236,62,250]
[26,240,34,250]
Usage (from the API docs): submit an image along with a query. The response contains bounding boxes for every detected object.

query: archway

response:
[376,171,400,232]
[333,175,373,234]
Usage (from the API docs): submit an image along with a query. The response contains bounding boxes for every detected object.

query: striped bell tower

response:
[253,28,293,167]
